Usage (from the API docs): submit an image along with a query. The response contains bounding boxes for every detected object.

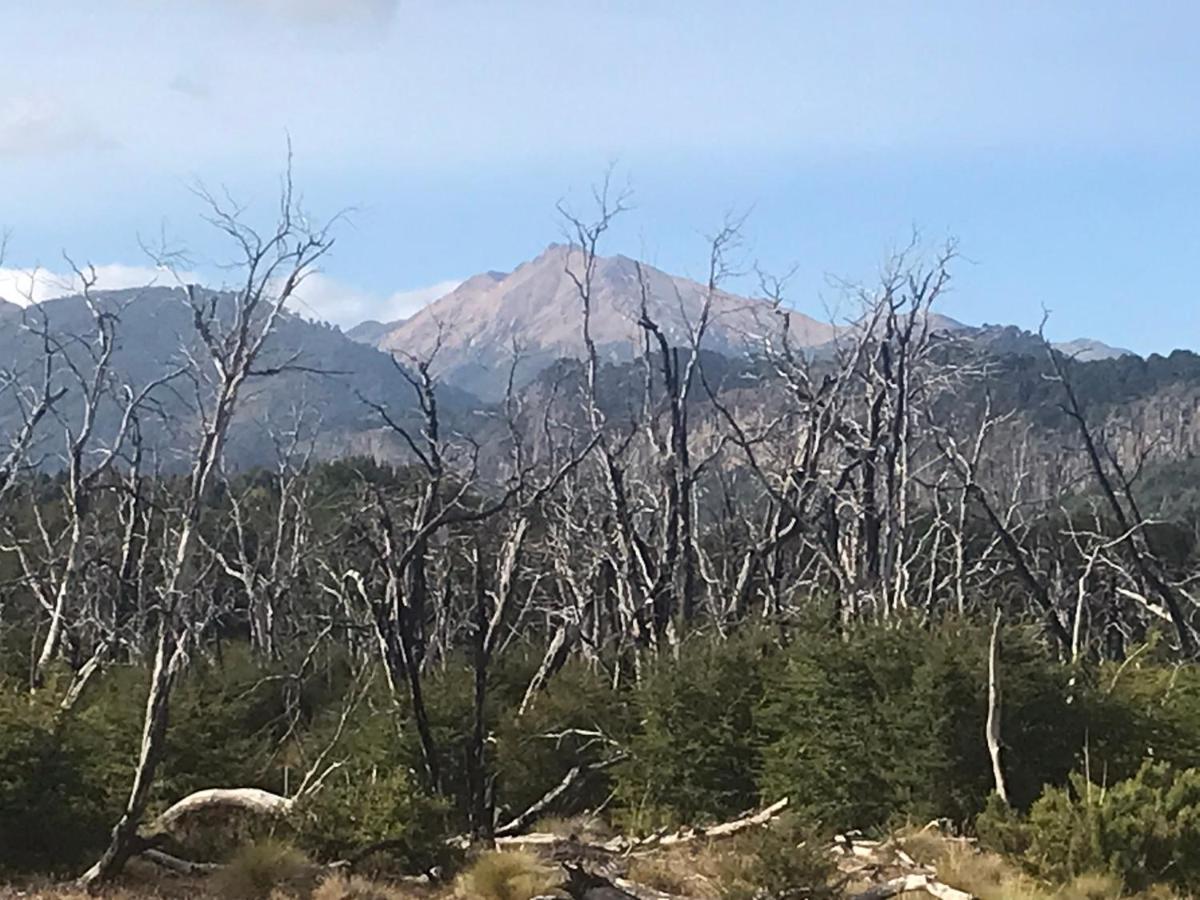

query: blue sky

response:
[1,1,1198,352]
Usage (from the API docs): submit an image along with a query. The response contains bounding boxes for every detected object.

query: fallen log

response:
[631,797,790,850]
[495,765,586,837]
[851,873,974,900]
[493,797,790,858]
[612,876,686,900]
[153,787,296,832]
[496,754,627,838]
[141,849,224,876]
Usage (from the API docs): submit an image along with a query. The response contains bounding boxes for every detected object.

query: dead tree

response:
[986,608,1009,804]
[1044,334,1197,656]
[557,179,661,660]
[350,334,529,793]
[215,405,321,659]
[80,164,339,886]
[630,219,740,637]
[19,263,187,686]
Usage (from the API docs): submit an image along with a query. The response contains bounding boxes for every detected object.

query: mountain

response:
[352,245,1132,398]
[0,287,480,469]
[362,244,837,399]
[0,264,1145,474]
[345,319,397,345]
[959,324,1131,361]
[1053,337,1134,361]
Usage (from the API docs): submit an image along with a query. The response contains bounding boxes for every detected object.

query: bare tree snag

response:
[79,155,339,887]
[986,608,1009,805]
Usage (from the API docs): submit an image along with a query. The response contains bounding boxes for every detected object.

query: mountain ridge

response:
[0,286,481,470]
[348,245,1133,397]
[361,244,837,399]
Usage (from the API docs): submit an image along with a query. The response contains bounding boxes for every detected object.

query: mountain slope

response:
[367,244,837,399]
[0,287,480,469]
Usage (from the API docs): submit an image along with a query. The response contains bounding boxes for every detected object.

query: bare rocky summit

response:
[362,244,837,399]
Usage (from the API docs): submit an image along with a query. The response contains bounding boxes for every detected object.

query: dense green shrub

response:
[292,766,454,873]
[614,635,767,832]
[273,680,455,872]
[7,617,1200,881]
[0,686,111,873]
[756,621,1089,831]
[1098,658,1200,775]
[756,630,904,829]
[493,657,634,824]
[70,648,298,814]
[979,761,1200,893]
[0,646,334,874]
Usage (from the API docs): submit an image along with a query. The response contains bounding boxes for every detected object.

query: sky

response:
[1,1,1199,352]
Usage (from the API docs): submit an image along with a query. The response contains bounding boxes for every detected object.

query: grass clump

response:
[703,819,840,900]
[213,840,316,900]
[454,850,558,900]
[899,827,1129,900]
[930,840,1056,900]
[309,873,415,900]
[626,851,711,897]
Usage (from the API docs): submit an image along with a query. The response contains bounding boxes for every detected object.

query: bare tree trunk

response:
[79,625,183,883]
[79,162,337,885]
[468,544,490,837]
[986,608,1009,805]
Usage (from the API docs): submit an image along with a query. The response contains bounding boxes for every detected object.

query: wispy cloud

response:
[0,262,455,328]
[287,273,460,328]
[168,73,211,100]
[0,95,116,160]
[0,264,190,306]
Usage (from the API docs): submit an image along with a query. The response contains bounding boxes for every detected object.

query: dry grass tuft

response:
[213,839,316,900]
[626,849,718,898]
[624,823,837,900]
[1057,873,1125,900]
[0,869,215,900]
[0,871,429,900]
[932,842,1046,900]
[897,830,1137,900]
[308,873,419,900]
[454,850,559,900]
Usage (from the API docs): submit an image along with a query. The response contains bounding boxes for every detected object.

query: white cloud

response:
[0,264,455,328]
[384,281,463,320]
[287,273,459,328]
[0,264,191,306]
